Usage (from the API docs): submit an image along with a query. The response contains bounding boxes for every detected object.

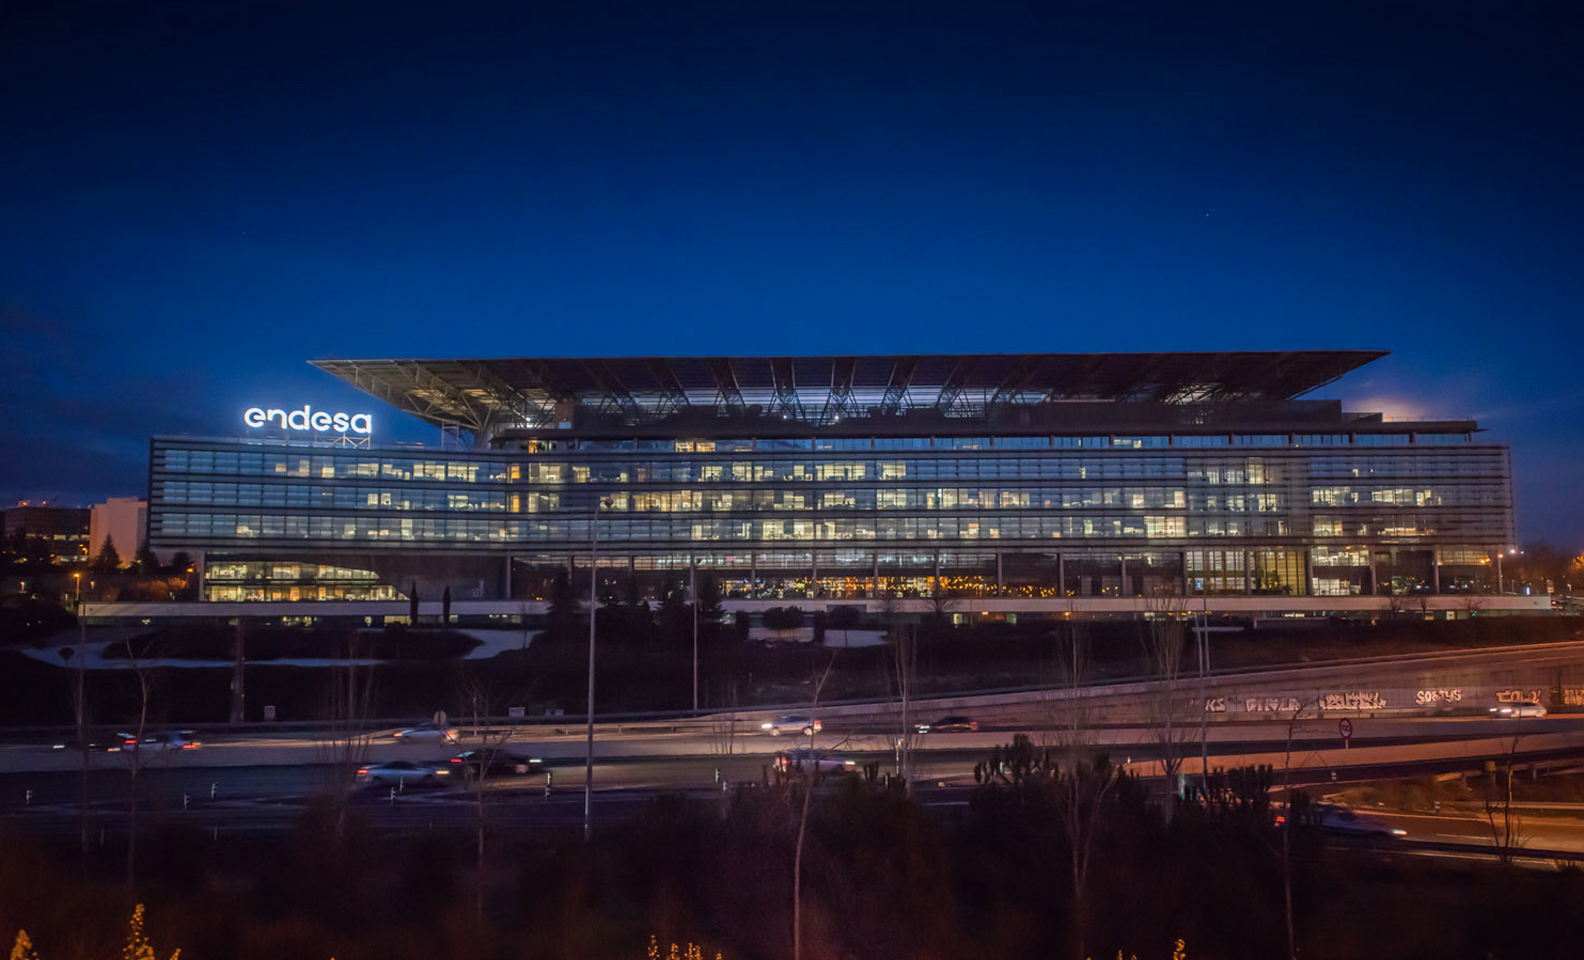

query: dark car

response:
[51,737,121,753]
[447,750,541,778]
[116,730,201,752]
[915,715,978,734]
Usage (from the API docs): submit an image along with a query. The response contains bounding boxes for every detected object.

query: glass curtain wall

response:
[151,435,1514,602]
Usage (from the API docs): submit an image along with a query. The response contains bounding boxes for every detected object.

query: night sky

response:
[2,1,1580,545]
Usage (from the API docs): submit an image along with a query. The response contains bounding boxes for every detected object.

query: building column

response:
[1304,549,1314,597]
[1057,552,1066,597]
[1431,549,1440,594]
[1120,555,1129,596]
[1181,549,1191,596]
[995,551,1003,597]
[1243,549,1253,595]
[811,553,819,599]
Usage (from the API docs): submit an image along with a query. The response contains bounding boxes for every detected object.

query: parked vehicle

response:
[355,760,450,786]
[448,750,541,778]
[915,715,978,734]
[774,749,855,774]
[394,721,460,743]
[761,714,821,736]
[1490,702,1547,719]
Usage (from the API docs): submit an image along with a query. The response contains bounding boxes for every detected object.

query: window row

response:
[153,451,1511,486]
[150,509,1513,543]
[153,478,1506,515]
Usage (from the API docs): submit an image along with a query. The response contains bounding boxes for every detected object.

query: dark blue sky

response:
[2,0,1580,545]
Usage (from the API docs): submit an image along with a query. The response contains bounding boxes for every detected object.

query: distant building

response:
[3,502,90,563]
[90,497,148,566]
[87,350,1546,624]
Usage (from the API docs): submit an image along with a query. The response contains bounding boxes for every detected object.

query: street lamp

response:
[584,495,612,842]
[72,571,81,610]
[691,561,699,716]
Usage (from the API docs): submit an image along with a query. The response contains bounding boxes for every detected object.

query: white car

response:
[1490,702,1547,719]
[761,715,821,737]
[394,722,460,743]
[774,749,855,774]
[356,760,450,787]
[1318,805,1407,840]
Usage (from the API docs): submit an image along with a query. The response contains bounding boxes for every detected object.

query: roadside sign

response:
[1338,718,1353,748]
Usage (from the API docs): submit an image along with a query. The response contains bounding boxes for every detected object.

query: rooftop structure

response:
[313,350,1404,442]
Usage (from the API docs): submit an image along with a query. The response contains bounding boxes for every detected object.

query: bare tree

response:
[1277,697,1321,960]
[1461,592,1487,618]
[57,643,92,874]
[1045,622,1126,960]
[707,680,741,759]
[1483,731,1527,866]
[891,624,920,790]
[926,576,959,620]
[454,663,517,919]
[792,652,836,960]
[119,634,163,887]
[317,629,378,842]
[1140,588,1193,816]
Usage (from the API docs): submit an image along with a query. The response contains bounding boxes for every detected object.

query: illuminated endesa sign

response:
[243,406,373,435]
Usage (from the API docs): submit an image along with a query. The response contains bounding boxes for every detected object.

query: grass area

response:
[98,624,479,661]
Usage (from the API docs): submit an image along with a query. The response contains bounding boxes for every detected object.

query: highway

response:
[0,640,1580,848]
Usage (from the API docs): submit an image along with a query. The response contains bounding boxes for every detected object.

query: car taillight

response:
[1275,815,1286,824]
[182,742,198,749]
[356,768,368,775]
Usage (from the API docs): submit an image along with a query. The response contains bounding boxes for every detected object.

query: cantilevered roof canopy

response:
[312,351,1386,435]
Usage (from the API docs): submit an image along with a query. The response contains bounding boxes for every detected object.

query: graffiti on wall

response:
[1414,688,1463,706]
[1495,688,1542,704]
[1320,690,1386,711]
[1244,696,1302,714]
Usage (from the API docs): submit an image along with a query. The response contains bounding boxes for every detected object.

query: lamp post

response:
[1197,605,1210,797]
[691,561,699,715]
[67,570,89,872]
[584,496,611,842]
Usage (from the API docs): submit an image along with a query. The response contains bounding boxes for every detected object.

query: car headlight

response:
[1391,828,1407,836]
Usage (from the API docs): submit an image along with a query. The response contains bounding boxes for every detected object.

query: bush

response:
[761,606,804,631]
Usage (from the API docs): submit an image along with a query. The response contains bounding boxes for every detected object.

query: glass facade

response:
[149,430,1513,604]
